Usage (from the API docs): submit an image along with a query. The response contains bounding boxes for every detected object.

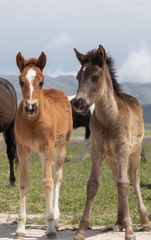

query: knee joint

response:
[87,179,99,197]
[53,171,62,184]
[117,180,130,195]
[87,179,99,189]
[42,178,53,191]
[19,184,30,195]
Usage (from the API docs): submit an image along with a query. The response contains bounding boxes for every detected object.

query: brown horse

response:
[14,52,72,239]
[0,77,17,186]
[73,45,150,240]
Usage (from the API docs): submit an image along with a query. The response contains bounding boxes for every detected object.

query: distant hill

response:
[122,82,151,105]
[142,104,151,123]
[1,75,151,122]
[1,75,151,104]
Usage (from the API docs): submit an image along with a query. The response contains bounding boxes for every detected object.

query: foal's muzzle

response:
[25,100,38,116]
[73,98,89,114]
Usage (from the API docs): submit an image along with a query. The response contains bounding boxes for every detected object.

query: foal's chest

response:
[17,121,51,152]
[90,118,122,157]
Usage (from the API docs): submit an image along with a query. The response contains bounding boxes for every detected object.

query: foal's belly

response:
[92,129,143,159]
[93,136,121,157]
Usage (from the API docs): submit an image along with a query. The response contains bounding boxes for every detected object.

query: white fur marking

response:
[68,95,76,101]
[53,183,60,221]
[90,103,95,114]
[83,66,87,71]
[26,69,36,107]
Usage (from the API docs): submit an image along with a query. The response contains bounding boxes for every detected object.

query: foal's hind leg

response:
[116,148,136,240]
[15,144,32,239]
[52,146,67,229]
[129,148,150,231]
[106,159,124,232]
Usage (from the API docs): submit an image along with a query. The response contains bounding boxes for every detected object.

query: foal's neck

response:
[95,76,118,126]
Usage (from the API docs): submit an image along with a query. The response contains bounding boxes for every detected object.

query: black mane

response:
[83,50,122,94]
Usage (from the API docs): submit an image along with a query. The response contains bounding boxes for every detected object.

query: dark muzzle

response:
[73,98,89,114]
[25,100,38,116]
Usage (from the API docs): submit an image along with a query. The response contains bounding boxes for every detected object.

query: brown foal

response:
[15,52,72,238]
[73,45,150,240]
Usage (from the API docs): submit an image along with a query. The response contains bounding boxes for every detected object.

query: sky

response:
[0,0,151,83]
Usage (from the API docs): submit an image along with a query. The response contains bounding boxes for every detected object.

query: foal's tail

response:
[141,147,147,164]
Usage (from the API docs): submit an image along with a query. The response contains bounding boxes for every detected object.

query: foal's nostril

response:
[74,98,84,108]
[79,98,84,106]
[32,103,37,109]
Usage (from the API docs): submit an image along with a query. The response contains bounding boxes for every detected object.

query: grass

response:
[144,123,151,137]
[0,128,151,228]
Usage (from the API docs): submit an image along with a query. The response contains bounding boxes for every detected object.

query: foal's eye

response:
[39,81,44,87]
[91,75,99,82]
[19,80,24,87]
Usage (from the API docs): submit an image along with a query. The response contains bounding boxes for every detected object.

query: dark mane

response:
[84,50,122,94]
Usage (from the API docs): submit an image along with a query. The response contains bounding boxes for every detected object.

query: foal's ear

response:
[16,52,25,72]
[74,48,85,65]
[98,45,106,63]
[37,52,46,71]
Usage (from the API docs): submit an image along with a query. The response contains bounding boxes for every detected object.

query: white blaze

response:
[26,69,36,108]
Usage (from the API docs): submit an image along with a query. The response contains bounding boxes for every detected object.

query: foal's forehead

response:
[21,66,43,81]
[26,69,36,82]
[80,64,100,76]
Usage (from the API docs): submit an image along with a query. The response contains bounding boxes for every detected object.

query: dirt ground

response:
[0,214,151,240]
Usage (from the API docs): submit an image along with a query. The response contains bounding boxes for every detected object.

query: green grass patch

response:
[144,123,151,137]
[0,129,151,228]
[70,127,85,139]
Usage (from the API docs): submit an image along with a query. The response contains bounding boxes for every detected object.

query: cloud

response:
[118,44,151,83]
[44,33,73,50]
[47,68,77,77]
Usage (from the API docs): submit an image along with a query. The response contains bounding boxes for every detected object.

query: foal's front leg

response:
[53,146,67,229]
[74,143,104,240]
[15,144,32,239]
[106,159,124,232]
[39,146,56,238]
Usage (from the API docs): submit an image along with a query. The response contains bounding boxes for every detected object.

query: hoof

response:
[73,236,84,240]
[113,225,123,232]
[64,157,70,162]
[125,236,136,240]
[47,232,57,239]
[143,225,151,231]
[10,181,15,187]
[15,233,25,239]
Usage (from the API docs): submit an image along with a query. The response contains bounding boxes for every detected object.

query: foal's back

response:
[117,93,144,140]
